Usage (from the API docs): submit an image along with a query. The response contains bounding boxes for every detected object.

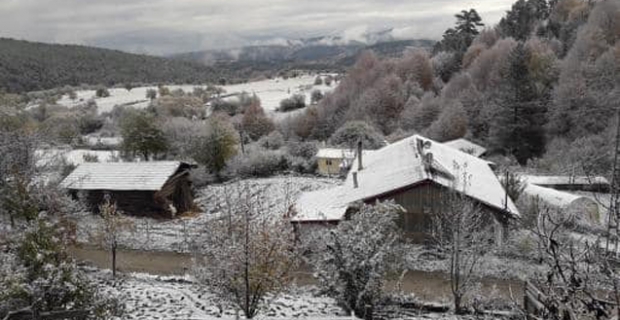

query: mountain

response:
[0,38,227,93]
[171,38,435,68]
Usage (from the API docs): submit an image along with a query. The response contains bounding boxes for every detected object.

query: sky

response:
[0,0,515,56]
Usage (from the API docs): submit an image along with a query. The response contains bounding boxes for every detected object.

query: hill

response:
[171,39,435,68]
[0,38,225,93]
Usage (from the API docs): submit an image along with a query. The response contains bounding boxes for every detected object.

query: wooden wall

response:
[370,182,506,243]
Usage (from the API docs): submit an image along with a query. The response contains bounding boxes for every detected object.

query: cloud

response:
[0,0,515,55]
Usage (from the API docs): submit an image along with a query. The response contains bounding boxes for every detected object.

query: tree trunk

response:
[454,293,463,314]
[112,241,117,278]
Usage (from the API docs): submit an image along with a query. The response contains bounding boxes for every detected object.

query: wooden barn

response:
[290,135,520,244]
[60,161,195,217]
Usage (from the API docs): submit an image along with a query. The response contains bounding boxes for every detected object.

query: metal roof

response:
[60,161,186,191]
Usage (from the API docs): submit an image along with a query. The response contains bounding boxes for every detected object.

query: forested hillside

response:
[287,0,620,174]
[0,38,224,93]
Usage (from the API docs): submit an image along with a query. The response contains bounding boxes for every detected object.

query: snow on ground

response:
[75,176,340,253]
[88,268,480,320]
[35,148,121,167]
[219,74,338,120]
[51,74,338,118]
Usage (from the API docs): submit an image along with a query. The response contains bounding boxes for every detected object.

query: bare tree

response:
[526,208,615,319]
[193,185,299,319]
[430,170,493,313]
[93,194,134,278]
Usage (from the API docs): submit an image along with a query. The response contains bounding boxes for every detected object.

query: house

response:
[316,148,374,177]
[316,148,355,176]
[60,161,195,217]
[444,138,487,158]
[291,135,520,243]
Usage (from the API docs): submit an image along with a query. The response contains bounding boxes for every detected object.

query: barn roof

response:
[443,138,487,158]
[60,161,188,191]
[293,134,519,222]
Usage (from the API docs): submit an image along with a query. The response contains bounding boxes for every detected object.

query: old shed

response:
[60,161,194,217]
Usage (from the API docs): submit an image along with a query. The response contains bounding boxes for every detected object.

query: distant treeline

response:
[0,38,227,93]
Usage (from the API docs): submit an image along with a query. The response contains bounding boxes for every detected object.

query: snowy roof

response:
[522,183,596,209]
[522,175,610,187]
[60,161,187,191]
[315,148,374,159]
[444,138,487,158]
[293,134,519,222]
[316,148,356,159]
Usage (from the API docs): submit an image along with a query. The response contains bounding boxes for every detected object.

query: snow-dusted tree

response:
[0,217,122,319]
[306,201,403,319]
[193,186,298,319]
[191,112,239,177]
[328,121,385,150]
[430,169,493,313]
[426,99,468,142]
[120,110,168,160]
[93,194,134,278]
[241,100,275,141]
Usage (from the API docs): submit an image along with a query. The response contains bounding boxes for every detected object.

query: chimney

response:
[353,172,359,188]
[357,140,363,171]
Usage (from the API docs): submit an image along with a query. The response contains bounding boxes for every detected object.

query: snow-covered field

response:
[75,176,340,253]
[52,74,338,118]
[219,74,337,120]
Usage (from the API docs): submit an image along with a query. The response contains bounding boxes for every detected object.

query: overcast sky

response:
[0,0,515,55]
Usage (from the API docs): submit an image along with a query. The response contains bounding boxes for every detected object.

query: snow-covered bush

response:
[0,217,122,319]
[228,147,288,178]
[305,201,403,318]
[285,140,318,160]
[258,131,285,150]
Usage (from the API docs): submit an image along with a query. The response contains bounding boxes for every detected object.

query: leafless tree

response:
[93,194,134,278]
[431,190,492,313]
[193,185,299,319]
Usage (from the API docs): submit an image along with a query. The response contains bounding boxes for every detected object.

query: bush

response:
[314,76,323,85]
[258,131,285,150]
[310,90,324,104]
[95,87,110,98]
[211,99,240,116]
[229,147,288,177]
[278,94,306,112]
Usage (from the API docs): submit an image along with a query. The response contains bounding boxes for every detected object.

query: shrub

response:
[258,131,285,150]
[211,99,240,116]
[278,94,306,112]
[314,76,323,85]
[229,147,288,177]
[310,90,324,104]
[95,87,110,98]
